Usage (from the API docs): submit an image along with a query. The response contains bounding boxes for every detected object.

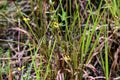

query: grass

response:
[0,0,120,80]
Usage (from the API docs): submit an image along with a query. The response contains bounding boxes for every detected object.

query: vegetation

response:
[0,0,120,80]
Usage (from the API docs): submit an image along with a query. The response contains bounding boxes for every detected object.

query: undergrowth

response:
[0,0,120,80]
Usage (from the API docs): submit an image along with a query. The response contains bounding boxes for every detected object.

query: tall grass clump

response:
[0,0,120,80]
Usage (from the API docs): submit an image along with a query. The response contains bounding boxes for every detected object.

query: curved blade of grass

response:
[44,37,57,80]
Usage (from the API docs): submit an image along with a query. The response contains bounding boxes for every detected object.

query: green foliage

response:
[0,0,120,80]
